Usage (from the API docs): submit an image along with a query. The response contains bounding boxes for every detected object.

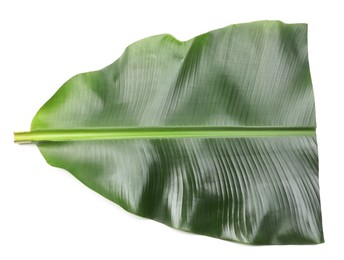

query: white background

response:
[1,0,343,259]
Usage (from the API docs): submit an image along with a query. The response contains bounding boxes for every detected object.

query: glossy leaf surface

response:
[16,21,323,244]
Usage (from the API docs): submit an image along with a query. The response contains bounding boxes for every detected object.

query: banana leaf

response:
[14,21,324,245]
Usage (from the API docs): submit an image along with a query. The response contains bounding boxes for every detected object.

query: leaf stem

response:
[14,127,316,144]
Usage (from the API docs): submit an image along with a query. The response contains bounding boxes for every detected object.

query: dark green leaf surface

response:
[16,21,323,244]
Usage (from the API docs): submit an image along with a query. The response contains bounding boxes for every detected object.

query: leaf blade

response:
[37,136,323,244]
[30,21,315,131]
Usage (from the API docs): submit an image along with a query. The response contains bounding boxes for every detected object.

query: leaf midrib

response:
[14,127,316,143]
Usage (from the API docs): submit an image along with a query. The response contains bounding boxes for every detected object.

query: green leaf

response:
[14,21,323,245]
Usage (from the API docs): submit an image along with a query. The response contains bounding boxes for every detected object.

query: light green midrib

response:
[14,127,316,143]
